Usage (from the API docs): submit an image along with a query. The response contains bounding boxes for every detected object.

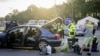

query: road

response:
[0,30,100,56]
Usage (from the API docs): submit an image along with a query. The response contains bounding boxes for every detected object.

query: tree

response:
[4,0,100,24]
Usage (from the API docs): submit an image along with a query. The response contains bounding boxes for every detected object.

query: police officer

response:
[67,21,78,48]
[68,20,76,38]
[52,22,58,33]
[57,23,64,38]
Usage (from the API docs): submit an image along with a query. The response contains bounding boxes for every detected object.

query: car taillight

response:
[55,34,60,39]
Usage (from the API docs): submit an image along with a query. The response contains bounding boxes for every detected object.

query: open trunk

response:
[42,17,63,29]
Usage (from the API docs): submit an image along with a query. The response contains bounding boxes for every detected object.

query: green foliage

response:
[4,0,100,24]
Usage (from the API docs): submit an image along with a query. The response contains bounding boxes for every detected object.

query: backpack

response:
[51,47,56,53]
[88,37,98,46]
[87,37,98,47]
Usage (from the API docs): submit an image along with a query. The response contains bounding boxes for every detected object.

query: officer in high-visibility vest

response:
[67,21,78,49]
[68,21,76,38]
[57,23,64,38]
[52,22,58,33]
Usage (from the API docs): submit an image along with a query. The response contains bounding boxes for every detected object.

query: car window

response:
[40,28,53,35]
[9,27,25,34]
[27,27,38,36]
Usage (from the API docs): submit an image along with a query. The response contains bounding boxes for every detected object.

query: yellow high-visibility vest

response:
[52,24,57,29]
[58,25,63,32]
[68,23,76,31]
[68,23,76,37]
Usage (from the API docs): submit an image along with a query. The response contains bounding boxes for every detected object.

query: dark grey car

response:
[1,25,61,49]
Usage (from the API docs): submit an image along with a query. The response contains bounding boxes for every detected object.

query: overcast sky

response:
[0,0,66,17]
[0,0,8,2]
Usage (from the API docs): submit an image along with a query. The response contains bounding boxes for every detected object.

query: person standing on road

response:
[57,23,64,38]
[52,22,58,33]
[9,21,15,29]
[79,20,94,55]
[68,20,76,38]
[84,20,93,37]
[8,20,18,29]
[12,20,18,27]
[6,20,18,48]
[5,21,10,31]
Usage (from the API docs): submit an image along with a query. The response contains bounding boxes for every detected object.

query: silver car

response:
[64,25,85,36]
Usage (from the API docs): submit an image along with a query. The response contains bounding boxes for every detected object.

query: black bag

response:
[92,37,98,46]
[87,37,98,47]
[73,45,80,54]
[52,47,56,53]
[84,37,98,52]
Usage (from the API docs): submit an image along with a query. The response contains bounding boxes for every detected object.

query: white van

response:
[38,20,48,25]
[27,20,37,25]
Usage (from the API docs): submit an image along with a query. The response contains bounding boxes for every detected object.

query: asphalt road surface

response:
[0,30,100,56]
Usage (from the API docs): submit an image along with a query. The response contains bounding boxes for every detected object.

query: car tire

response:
[38,40,48,49]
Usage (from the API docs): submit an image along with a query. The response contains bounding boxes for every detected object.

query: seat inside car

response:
[27,27,37,37]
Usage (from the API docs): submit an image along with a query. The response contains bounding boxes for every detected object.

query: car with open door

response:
[0,25,61,49]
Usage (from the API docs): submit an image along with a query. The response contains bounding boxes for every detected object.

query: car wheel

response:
[38,40,48,49]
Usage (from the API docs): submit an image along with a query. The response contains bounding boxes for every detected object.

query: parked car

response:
[64,25,85,36]
[76,25,85,36]
[27,20,38,25]
[0,25,61,49]
[26,20,49,27]
[38,20,49,25]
